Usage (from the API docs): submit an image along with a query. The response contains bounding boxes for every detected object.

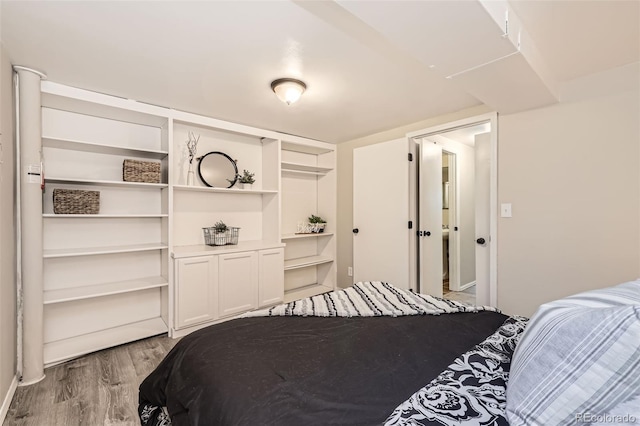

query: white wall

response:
[0,44,17,415]
[497,64,640,316]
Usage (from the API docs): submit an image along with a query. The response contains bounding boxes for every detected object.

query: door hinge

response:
[408,152,413,161]
[408,221,413,229]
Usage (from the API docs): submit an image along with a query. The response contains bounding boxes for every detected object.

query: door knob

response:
[353,228,359,234]
[476,237,486,245]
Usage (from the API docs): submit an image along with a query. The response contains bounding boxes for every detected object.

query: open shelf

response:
[281,232,334,240]
[43,317,167,367]
[43,242,168,258]
[42,136,168,159]
[284,284,333,303]
[173,185,277,195]
[45,177,168,189]
[284,255,334,271]
[281,162,333,174]
[44,276,168,305]
[43,214,168,218]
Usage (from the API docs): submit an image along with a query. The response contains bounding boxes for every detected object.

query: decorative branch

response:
[186,131,200,164]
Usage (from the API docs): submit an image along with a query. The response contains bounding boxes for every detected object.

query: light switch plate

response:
[501,203,512,218]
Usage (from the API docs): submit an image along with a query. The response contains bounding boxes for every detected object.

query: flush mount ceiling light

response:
[271,78,306,105]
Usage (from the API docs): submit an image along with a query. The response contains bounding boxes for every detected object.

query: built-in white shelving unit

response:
[280,139,337,303]
[40,82,170,367]
[27,81,337,366]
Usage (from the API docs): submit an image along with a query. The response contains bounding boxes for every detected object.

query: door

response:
[474,133,491,305]
[353,138,411,289]
[258,248,284,307]
[218,251,258,317]
[419,141,443,297]
[175,256,218,329]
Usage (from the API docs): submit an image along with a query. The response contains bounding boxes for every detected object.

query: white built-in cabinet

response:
[40,84,170,366]
[281,142,336,302]
[34,81,336,363]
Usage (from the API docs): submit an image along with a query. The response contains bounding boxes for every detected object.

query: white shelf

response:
[281,232,334,240]
[44,276,168,305]
[173,185,277,195]
[43,317,167,367]
[284,284,334,303]
[281,141,334,155]
[43,243,168,258]
[46,177,168,189]
[281,162,333,174]
[284,255,334,271]
[172,240,286,259]
[42,136,168,159]
[43,214,168,218]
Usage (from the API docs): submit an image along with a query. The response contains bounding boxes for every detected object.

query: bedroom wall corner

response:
[336,104,492,289]
[0,42,18,421]
[497,63,640,317]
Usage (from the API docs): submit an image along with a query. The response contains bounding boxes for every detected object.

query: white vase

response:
[186,162,195,186]
[242,183,253,190]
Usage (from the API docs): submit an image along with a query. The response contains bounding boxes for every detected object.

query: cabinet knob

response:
[352,228,359,234]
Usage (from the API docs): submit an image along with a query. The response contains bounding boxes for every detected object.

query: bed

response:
[138,280,640,426]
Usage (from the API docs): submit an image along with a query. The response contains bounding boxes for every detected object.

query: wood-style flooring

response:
[3,334,178,426]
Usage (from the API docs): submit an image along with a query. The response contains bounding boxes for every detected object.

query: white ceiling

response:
[1,1,638,143]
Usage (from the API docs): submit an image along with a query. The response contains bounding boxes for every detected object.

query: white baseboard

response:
[0,375,18,424]
[458,281,476,291]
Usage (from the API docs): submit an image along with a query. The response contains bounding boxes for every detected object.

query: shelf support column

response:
[14,66,46,385]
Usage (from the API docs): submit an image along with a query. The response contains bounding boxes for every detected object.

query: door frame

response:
[407,112,498,306]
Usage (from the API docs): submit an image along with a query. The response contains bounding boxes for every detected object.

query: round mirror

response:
[197,151,238,188]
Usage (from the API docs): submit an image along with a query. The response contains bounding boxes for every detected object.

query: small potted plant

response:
[238,169,255,189]
[308,214,326,233]
[213,220,228,245]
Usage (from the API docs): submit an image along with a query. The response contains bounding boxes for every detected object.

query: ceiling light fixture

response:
[271,78,306,105]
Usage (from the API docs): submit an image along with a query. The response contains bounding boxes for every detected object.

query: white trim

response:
[0,375,18,423]
[407,112,499,307]
[459,280,476,291]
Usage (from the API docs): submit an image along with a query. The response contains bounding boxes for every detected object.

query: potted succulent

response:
[238,169,255,189]
[213,220,228,245]
[308,214,326,233]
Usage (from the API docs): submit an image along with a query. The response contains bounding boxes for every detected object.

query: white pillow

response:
[506,280,640,426]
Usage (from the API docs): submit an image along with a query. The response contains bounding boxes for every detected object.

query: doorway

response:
[410,113,497,306]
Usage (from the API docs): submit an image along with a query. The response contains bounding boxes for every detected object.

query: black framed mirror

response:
[197,151,238,188]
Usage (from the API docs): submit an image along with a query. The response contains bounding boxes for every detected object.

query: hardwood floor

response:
[4,334,178,426]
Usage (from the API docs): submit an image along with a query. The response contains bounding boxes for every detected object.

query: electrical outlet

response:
[347,267,353,277]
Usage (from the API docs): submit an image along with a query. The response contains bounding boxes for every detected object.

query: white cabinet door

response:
[258,248,284,307]
[218,251,258,318]
[175,256,218,329]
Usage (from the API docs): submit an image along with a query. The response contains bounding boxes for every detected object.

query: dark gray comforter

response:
[139,311,507,426]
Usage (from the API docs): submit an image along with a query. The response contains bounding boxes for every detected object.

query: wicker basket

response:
[53,189,100,214]
[202,227,240,246]
[123,159,161,183]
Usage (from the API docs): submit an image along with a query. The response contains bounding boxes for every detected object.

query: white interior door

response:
[419,140,443,297]
[353,138,411,289]
[474,133,491,305]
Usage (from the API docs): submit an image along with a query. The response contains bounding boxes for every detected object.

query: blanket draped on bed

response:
[385,316,528,426]
[139,282,509,426]
[240,281,499,318]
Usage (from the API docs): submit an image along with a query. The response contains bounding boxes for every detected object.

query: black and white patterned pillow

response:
[385,316,528,426]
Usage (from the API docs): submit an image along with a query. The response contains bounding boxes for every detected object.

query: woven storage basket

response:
[123,159,161,183]
[53,189,100,214]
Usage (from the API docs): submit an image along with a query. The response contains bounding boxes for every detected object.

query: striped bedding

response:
[240,281,499,318]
